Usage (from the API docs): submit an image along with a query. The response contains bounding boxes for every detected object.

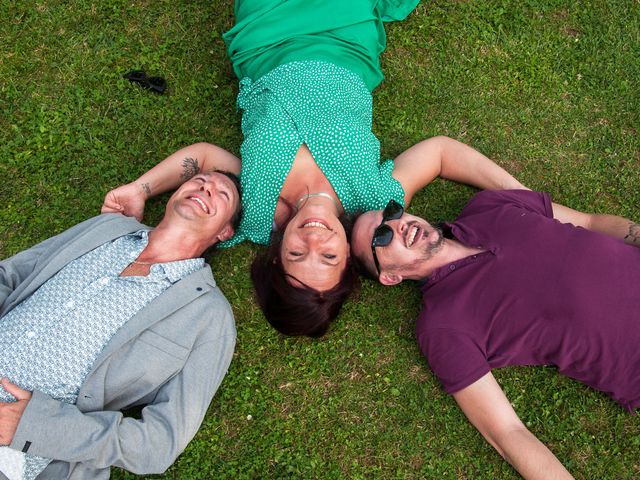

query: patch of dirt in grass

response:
[408,364,430,383]
[563,26,580,37]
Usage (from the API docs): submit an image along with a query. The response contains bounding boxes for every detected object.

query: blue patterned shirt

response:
[0,230,204,480]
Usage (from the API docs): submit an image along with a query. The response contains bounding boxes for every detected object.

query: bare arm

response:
[453,372,573,480]
[552,203,640,248]
[102,143,240,220]
[392,136,528,206]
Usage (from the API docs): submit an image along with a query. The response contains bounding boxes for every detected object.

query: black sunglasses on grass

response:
[371,199,404,276]
[123,70,167,94]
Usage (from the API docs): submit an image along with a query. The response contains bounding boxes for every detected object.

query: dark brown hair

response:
[251,214,359,337]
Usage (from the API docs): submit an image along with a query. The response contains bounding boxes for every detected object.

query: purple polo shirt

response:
[417,190,640,412]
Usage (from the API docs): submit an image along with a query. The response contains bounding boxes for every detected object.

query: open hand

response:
[102,182,148,221]
[0,378,31,445]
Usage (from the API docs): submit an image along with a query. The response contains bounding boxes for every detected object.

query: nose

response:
[301,228,334,244]
[200,177,220,197]
[389,218,405,235]
[199,184,211,197]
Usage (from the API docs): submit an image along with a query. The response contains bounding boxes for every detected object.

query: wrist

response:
[135,180,152,199]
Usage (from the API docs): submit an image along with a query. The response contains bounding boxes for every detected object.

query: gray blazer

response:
[0,214,236,479]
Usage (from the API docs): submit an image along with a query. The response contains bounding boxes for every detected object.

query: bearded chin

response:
[426,226,444,256]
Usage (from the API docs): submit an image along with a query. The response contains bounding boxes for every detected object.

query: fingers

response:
[0,378,32,401]
[101,204,124,214]
[101,192,124,214]
[0,379,31,445]
[101,185,146,220]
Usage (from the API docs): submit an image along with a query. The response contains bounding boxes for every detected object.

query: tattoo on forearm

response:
[181,157,200,180]
[141,182,151,197]
[624,223,640,245]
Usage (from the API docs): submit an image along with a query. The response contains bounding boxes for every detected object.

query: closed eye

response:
[323,254,336,259]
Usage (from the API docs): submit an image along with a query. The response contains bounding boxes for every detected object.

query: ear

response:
[379,271,402,286]
[216,224,234,243]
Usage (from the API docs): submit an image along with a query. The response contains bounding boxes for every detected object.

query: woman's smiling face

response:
[280,200,350,291]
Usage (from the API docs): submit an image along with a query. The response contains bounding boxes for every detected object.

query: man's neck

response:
[136,224,207,264]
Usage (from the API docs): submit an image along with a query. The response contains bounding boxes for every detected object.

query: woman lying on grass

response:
[102,0,525,337]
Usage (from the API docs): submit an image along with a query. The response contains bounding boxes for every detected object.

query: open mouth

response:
[406,225,421,247]
[188,196,209,213]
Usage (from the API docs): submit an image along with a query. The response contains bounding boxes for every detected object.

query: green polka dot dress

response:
[220,0,420,247]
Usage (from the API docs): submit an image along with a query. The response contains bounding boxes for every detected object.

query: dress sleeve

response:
[418,327,491,395]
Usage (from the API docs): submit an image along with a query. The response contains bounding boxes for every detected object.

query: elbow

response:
[124,447,179,475]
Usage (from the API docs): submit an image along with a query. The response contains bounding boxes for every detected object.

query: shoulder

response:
[63,213,148,239]
[461,190,552,219]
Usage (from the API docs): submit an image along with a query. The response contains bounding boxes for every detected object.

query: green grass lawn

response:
[2,0,639,478]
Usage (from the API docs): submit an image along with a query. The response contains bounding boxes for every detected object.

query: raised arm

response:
[102,142,240,220]
[392,136,528,206]
[453,372,573,480]
[552,203,640,248]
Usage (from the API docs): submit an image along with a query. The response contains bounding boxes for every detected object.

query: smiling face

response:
[165,172,240,246]
[351,209,444,285]
[280,200,350,292]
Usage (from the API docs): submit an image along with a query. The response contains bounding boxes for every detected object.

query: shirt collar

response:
[151,258,205,283]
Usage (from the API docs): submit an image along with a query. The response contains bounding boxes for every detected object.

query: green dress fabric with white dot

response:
[220,0,420,247]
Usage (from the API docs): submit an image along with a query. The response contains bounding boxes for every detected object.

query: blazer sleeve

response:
[10,317,236,474]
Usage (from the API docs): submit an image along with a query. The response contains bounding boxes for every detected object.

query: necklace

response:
[131,259,154,265]
[295,192,342,211]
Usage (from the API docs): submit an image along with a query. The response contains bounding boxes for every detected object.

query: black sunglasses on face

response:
[371,199,404,276]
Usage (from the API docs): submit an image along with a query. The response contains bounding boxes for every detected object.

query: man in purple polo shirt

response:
[351,189,640,480]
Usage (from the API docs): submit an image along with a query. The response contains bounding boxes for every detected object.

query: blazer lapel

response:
[31,217,146,290]
[1,215,146,317]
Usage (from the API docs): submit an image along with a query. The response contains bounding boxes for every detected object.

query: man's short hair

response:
[201,170,242,255]
[214,170,243,232]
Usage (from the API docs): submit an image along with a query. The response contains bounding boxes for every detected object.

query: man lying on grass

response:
[351,188,640,479]
[0,167,240,480]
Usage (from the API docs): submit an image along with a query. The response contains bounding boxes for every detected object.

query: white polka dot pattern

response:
[220,60,405,247]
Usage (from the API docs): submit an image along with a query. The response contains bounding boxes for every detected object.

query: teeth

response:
[190,196,209,213]
[407,226,418,247]
[303,221,328,230]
